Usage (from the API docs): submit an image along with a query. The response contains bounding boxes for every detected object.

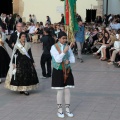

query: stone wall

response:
[13,0,20,14]
[93,0,104,16]
[13,0,24,15]
[13,0,25,21]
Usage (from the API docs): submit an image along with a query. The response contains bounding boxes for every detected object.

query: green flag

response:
[69,0,78,32]
[64,0,66,25]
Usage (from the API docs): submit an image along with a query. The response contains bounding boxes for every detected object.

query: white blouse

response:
[50,43,75,64]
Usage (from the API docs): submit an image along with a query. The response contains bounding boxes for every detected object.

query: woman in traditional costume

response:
[50,31,75,118]
[5,32,39,95]
[0,33,10,83]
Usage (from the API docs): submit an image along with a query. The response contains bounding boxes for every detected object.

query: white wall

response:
[104,0,120,15]
[22,0,98,24]
[22,0,64,24]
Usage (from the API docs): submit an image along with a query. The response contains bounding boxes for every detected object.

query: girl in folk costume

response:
[50,31,75,118]
[0,33,10,83]
[5,32,39,95]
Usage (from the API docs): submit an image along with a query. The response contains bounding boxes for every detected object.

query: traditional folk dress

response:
[50,42,75,89]
[0,39,10,78]
[5,41,39,91]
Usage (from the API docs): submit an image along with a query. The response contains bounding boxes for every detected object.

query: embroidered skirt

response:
[51,68,75,89]
[5,55,39,91]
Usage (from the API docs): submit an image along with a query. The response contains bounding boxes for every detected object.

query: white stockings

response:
[57,88,71,113]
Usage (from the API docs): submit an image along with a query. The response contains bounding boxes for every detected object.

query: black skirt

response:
[10,55,39,87]
[0,46,10,78]
[52,68,74,89]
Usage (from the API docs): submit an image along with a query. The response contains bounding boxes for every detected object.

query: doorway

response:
[86,9,97,22]
[0,0,13,15]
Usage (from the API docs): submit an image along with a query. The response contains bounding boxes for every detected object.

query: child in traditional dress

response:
[0,33,10,83]
[50,31,75,118]
[5,32,39,95]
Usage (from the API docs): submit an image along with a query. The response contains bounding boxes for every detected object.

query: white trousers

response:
[97,45,106,57]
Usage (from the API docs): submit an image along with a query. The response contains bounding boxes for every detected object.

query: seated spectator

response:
[28,23,35,34]
[110,20,120,30]
[28,22,35,42]
[106,30,117,60]
[32,23,40,43]
[90,28,99,46]
[55,24,60,38]
[93,31,110,60]
[91,32,103,53]
[108,30,120,65]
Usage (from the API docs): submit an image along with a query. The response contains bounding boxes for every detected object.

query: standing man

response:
[14,15,22,31]
[9,14,14,34]
[9,22,23,49]
[16,15,22,24]
[3,14,9,35]
[75,20,85,63]
[40,27,55,78]
[59,14,65,25]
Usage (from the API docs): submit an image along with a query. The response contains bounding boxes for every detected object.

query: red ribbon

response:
[65,0,69,25]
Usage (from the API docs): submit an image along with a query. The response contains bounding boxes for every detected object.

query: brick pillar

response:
[13,0,20,14]
[12,0,25,21]
[93,0,104,17]
[19,0,24,16]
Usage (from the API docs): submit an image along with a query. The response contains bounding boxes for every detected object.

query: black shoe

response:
[24,91,29,96]
[46,75,51,78]
[80,59,84,63]
[113,62,120,68]
[20,91,24,94]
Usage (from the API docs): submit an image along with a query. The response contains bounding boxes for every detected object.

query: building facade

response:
[103,0,120,15]
[12,0,104,23]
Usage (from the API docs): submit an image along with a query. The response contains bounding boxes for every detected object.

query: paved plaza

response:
[1,43,120,120]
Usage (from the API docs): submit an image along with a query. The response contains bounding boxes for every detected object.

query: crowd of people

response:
[82,14,120,67]
[0,12,120,118]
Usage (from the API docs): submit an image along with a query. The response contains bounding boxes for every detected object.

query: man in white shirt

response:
[110,22,120,30]
[9,22,23,49]
[29,23,35,34]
